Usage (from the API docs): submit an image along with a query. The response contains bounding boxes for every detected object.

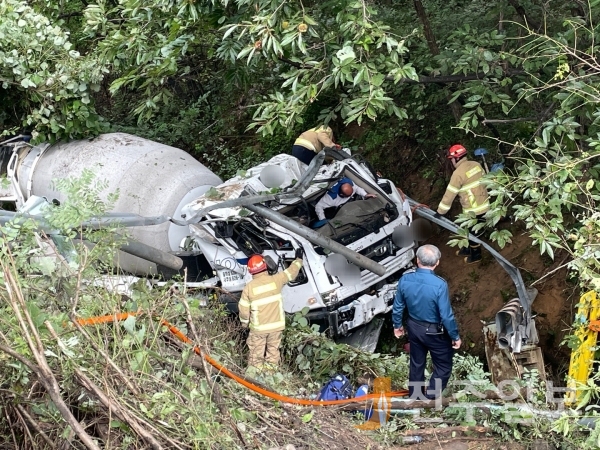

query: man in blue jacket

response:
[314,177,377,222]
[392,245,461,399]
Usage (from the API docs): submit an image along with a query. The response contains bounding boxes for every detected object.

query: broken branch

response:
[74,369,164,450]
[0,259,101,450]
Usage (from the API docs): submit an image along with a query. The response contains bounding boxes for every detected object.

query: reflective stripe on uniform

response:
[239,298,250,308]
[446,184,460,194]
[251,309,259,325]
[249,293,283,309]
[465,166,482,178]
[294,138,316,151]
[284,260,303,281]
[252,320,286,332]
[464,201,490,214]
[438,202,451,212]
[251,282,277,295]
[459,179,484,193]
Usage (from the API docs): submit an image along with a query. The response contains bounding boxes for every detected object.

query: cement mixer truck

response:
[0,133,542,359]
[0,133,418,349]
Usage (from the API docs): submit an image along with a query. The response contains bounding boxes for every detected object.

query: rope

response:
[75,313,408,406]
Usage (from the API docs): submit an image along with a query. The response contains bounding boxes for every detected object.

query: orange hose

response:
[75,313,408,405]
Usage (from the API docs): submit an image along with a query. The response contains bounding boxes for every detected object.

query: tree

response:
[217,0,419,133]
[0,0,108,142]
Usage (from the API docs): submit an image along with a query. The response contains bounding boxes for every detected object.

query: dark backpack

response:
[317,374,353,401]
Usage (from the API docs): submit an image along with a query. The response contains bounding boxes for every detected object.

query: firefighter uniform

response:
[239,258,303,368]
[437,158,489,216]
[437,157,490,263]
[292,126,335,165]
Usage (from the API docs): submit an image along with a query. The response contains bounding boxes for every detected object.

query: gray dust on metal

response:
[183,151,326,223]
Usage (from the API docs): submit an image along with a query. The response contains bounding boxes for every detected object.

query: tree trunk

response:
[412,0,462,122]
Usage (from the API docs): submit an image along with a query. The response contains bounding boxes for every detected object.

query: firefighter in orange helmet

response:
[436,144,490,264]
[239,250,303,371]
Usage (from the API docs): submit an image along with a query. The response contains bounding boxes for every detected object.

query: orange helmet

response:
[248,255,267,274]
[447,144,467,159]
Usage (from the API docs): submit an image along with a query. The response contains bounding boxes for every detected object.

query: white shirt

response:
[315,184,368,220]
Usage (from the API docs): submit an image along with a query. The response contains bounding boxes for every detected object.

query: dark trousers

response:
[292,145,316,165]
[406,317,454,399]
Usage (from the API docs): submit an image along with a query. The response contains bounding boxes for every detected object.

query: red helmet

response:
[447,144,467,159]
[248,255,267,275]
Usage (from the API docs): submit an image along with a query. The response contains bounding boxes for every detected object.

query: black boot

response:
[464,244,482,264]
[455,246,470,257]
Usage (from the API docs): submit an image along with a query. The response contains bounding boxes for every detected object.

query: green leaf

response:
[302,411,314,423]
[586,179,594,190]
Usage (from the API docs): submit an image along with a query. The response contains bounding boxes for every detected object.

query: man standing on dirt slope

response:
[238,250,303,373]
[393,245,461,400]
[436,144,490,264]
[291,125,341,165]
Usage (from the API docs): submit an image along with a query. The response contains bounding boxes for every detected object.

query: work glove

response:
[241,322,249,329]
[433,212,444,220]
[295,248,304,259]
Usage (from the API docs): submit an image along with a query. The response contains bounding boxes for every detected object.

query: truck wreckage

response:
[0,133,544,381]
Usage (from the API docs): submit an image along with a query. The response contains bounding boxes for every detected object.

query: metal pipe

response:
[118,239,183,271]
[246,204,387,276]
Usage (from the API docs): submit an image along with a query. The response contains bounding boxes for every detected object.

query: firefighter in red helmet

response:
[436,144,490,264]
[239,250,303,372]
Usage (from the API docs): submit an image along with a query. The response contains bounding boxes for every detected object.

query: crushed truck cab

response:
[181,153,416,342]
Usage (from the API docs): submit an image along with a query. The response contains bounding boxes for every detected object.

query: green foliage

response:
[48,169,119,231]
[284,307,409,386]
[0,0,108,141]
[220,0,417,133]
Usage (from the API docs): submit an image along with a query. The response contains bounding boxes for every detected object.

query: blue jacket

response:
[327,177,354,199]
[392,268,460,341]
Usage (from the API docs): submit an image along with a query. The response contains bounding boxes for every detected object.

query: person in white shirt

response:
[314,177,377,222]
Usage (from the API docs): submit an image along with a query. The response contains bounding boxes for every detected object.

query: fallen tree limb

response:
[74,369,164,450]
[68,314,141,396]
[2,402,19,449]
[15,403,57,449]
[0,260,101,450]
[336,388,531,411]
[403,425,490,436]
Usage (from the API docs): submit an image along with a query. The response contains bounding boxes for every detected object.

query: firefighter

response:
[436,144,490,264]
[239,250,303,372]
[292,125,340,165]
